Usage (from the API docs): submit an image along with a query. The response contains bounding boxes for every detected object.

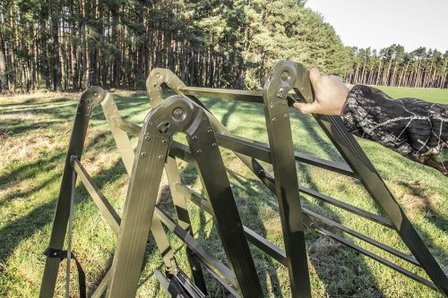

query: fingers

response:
[295,68,322,114]
[293,101,320,114]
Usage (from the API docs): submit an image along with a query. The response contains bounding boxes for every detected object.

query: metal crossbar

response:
[40,61,448,297]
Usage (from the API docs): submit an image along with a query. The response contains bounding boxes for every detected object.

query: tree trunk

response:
[0,37,7,92]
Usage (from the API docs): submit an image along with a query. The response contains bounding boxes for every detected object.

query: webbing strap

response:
[43,248,86,298]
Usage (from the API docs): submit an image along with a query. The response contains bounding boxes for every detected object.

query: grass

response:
[0,86,447,297]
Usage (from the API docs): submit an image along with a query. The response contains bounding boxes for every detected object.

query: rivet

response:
[207,128,213,133]
[172,107,185,120]
[277,87,284,98]
[162,139,167,144]
[155,73,162,79]
[272,117,277,122]
[144,135,151,141]
[141,152,147,158]
[270,104,275,109]
[283,113,288,118]
[158,155,164,159]
[192,136,198,140]
[196,149,202,154]
[281,71,290,81]
[211,143,217,148]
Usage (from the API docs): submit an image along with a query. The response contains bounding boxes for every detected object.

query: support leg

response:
[101,92,178,272]
[187,114,263,298]
[40,87,107,297]
[106,120,169,297]
[262,63,312,298]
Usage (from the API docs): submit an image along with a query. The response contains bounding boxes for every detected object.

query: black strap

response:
[44,248,86,298]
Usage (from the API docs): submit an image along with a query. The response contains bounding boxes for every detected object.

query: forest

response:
[0,0,447,93]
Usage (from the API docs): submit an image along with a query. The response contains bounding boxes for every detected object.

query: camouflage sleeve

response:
[341,85,448,176]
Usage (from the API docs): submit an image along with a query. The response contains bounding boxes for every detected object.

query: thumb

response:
[293,101,320,114]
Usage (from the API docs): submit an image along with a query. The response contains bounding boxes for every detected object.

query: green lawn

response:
[0,86,447,297]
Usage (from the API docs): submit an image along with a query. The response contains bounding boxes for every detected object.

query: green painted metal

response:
[40,87,107,298]
[100,91,177,274]
[262,61,312,297]
[164,156,208,294]
[107,96,194,297]
[145,64,447,297]
[41,60,448,298]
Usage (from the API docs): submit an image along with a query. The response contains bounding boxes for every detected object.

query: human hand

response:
[293,68,349,115]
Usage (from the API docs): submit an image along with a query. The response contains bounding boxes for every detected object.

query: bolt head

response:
[172,108,186,121]
[281,71,291,81]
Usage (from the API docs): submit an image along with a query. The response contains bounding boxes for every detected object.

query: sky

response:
[305,0,448,53]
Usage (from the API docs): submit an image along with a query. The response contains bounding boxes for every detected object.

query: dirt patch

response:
[402,193,435,212]
[390,180,442,219]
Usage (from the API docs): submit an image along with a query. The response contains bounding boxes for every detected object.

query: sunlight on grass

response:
[0,87,446,297]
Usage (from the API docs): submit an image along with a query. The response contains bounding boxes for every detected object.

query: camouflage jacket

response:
[341,85,448,176]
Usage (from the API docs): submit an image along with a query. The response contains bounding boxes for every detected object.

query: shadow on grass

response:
[0,152,65,189]
[227,170,284,297]
[0,156,125,262]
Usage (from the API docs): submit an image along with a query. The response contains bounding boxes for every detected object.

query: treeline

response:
[2,1,447,94]
[0,0,352,93]
[345,45,448,88]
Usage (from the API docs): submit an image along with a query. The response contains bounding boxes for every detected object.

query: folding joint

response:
[263,63,297,124]
[144,95,207,143]
[78,87,108,115]
[146,68,187,108]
